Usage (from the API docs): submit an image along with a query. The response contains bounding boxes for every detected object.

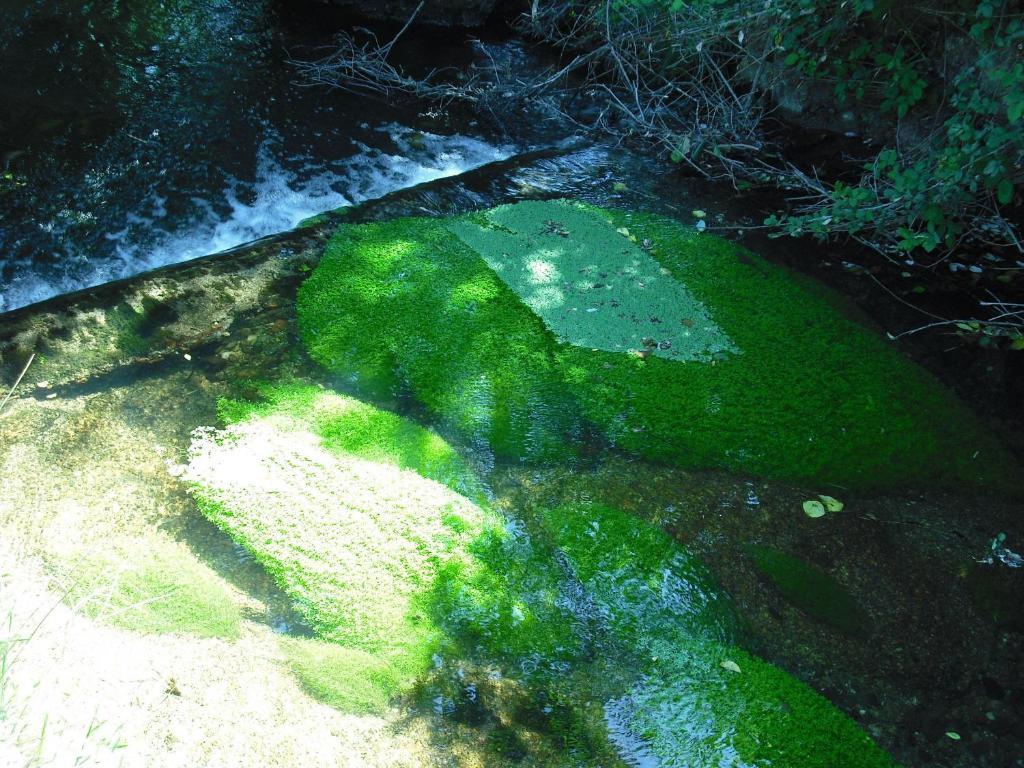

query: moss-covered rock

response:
[186,385,577,713]
[543,503,895,768]
[280,636,402,714]
[186,400,489,711]
[299,199,1017,490]
[184,383,895,761]
[620,642,895,768]
[61,534,242,639]
[215,382,485,503]
[297,217,584,461]
[448,202,735,362]
[747,544,869,636]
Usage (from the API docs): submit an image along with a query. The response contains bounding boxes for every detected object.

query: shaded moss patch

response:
[746,544,869,636]
[622,641,895,768]
[543,503,894,768]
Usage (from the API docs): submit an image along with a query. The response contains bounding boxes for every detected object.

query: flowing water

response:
[0,0,514,312]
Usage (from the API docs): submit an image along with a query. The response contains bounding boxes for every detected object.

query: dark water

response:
[0,0,516,311]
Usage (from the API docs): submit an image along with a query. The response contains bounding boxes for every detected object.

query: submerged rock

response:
[58,533,242,639]
[185,386,493,711]
[746,544,869,636]
[543,503,895,768]
[298,213,584,460]
[299,199,1018,490]
[183,382,896,764]
[185,384,577,714]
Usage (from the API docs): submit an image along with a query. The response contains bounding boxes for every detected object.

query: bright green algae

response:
[298,199,1016,490]
[186,385,578,713]
[298,220,582,460]
[558,206,1016,490]
[61,534,241,639]
[215,382,484,502]
[187,388,490,711]
[543,503,895,768]
[186,383,893,762]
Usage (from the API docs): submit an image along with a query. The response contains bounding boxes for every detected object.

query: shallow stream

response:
[0,5,1021,768]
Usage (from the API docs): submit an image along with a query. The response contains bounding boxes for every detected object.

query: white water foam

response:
[0,125,513,312]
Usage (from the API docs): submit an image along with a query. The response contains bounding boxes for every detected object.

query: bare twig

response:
[0,353,35,417]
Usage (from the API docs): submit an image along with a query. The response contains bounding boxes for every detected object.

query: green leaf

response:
[803,500,826,518]
[997,179,1014,205]
[818,495,844,513]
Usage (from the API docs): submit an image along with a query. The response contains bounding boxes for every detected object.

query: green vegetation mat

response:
[298,199,1017,491]
[184,383,895,764]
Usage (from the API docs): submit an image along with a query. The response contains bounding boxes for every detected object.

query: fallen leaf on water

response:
[945,732,961,741]
[720,660,741,673]
[818,494,844,513]
[803,500,826,518]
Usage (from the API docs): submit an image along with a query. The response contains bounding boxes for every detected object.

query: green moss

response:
[216,382,484,502]
[626,642,895,768]
[188,388,579,712]
[61,535,241,639]
[541,503,736,643]
[448,202,735,361]
[299,200,1017,490]
[557,204,1015,490]
[297,212,330,229]
[544,503,894,768]
[746,544,868,635]
[426,524,581,663]
[281,636,401,714]
[297,218,584,460]
[187,413,488,708]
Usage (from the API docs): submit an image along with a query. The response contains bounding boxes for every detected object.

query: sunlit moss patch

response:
[216,382,484,502]
[299,199,1016,490]
[281,636,401,714]
[61,534,242,639]
[187,387,579,713]
[297,217,584,461]
[558,205,1017,490]
[449,200,735,361]
[186,413,488,711]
